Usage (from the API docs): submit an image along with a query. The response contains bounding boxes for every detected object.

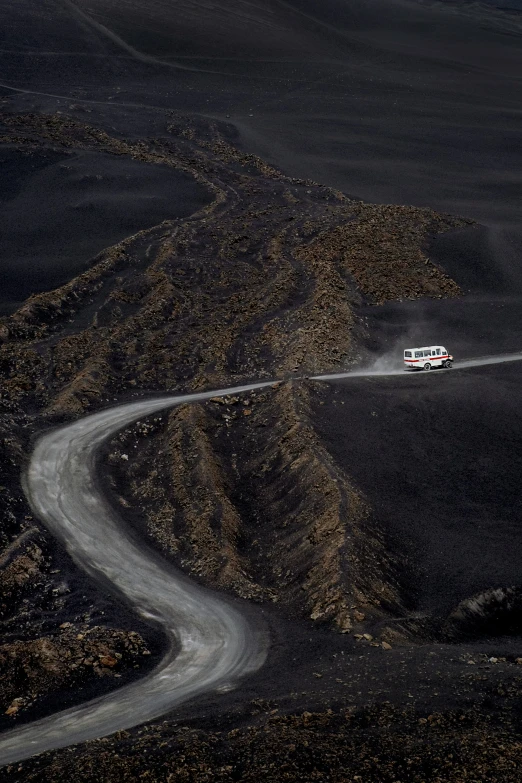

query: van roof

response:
[404,346,446,352]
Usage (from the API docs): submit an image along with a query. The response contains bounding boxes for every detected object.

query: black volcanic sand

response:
[1,0,522,780]
[0,0,519,215]
[1,0,522,309]
[0,146,210,314]
[356,219,522,361]
[357,294,522,363]
[312,363,522,627]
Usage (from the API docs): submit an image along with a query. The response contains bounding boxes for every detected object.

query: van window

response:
[404,351,412,357]
[415,351,422,358]
[436,349,441,355]
[424,350,430,357]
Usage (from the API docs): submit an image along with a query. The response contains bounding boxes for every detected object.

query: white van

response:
[404,346,453,371]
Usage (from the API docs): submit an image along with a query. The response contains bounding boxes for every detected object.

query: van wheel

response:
[423,363,431,371]
[444,360,452,368]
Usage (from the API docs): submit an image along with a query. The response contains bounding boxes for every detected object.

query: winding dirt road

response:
[0,382,272,766]
[1,353,521,766]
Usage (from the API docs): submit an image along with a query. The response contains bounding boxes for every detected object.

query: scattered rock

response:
[99,655,118,668]
[5,698,23,716]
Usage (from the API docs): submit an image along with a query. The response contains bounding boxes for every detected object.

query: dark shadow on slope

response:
[311,362,522,642]
[0,147,210,315]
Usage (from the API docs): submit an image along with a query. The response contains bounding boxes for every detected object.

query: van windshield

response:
[404,351,412,357]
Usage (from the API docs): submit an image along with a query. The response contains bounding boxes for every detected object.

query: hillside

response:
[1,1,522,781]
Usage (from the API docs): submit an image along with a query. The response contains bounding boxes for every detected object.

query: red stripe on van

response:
[404,356,449,363]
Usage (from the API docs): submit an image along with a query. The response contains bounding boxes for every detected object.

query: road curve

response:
[2,352,522,765]
[0,382,273,767]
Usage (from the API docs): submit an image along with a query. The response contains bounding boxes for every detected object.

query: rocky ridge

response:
[0,112,468,416]
[104,381,401,635]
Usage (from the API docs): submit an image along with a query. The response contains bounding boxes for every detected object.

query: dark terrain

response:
[1,0,522,780]
[0,147,210,314]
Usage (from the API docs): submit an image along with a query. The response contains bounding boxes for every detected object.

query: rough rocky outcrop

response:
[0,112,470,415]
[13,702,522,783]
[0,626,148,720]
[104,381,401,634]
